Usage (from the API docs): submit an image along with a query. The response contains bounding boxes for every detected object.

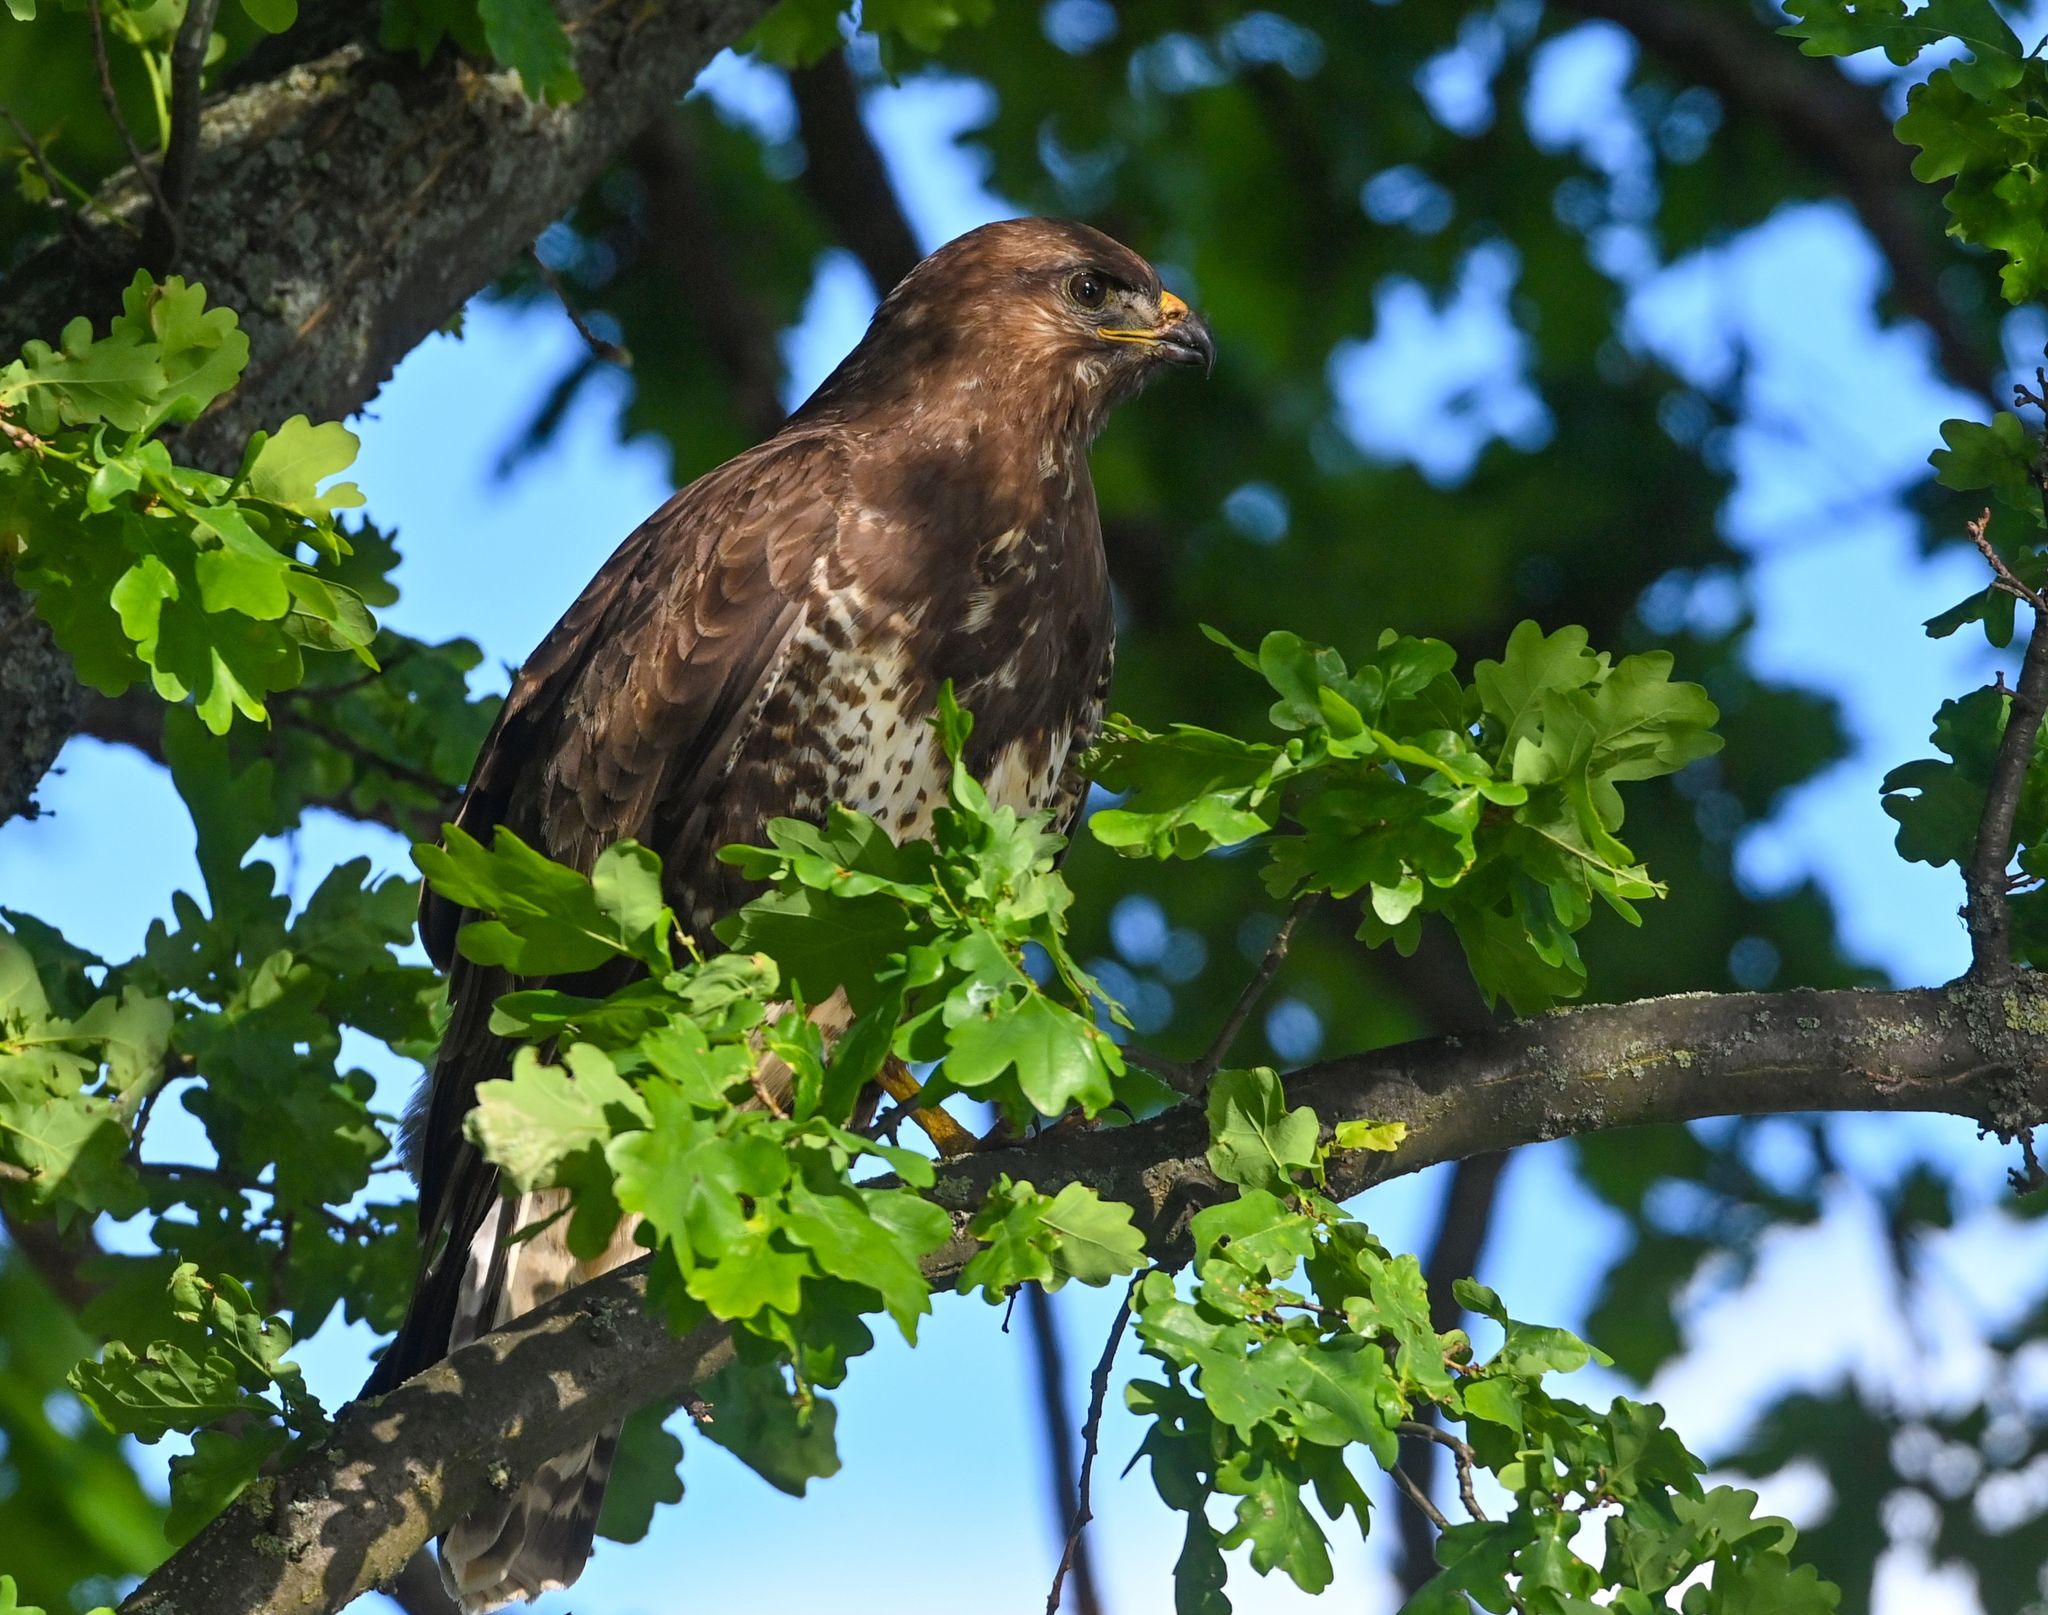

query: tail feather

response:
[429,1188,642,1610]
[439,1428,620,1614]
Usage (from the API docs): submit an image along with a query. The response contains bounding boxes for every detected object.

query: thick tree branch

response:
[155,0,223,260]
[124,979,2048,1615]
[0,0,773,827]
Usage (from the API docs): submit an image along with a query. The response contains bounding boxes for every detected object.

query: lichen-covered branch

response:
[0,0,772,826]
[122,979,2048,1615]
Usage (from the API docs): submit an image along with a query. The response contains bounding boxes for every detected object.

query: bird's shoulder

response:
[421,429,857,964]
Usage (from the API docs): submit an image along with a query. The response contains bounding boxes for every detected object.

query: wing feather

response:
[374,434,845,1396]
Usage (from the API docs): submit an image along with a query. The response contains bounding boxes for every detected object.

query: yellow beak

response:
[1099,288,1214,373]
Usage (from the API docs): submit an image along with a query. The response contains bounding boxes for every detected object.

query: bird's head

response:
[800,217,1213,439]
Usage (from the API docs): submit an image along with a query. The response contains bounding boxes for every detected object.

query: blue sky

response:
[3,21,2045,1614]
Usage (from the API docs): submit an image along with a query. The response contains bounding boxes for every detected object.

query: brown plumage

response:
[367,217,1212,1610]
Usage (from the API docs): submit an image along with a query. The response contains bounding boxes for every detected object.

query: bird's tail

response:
[435,1187,644,1613]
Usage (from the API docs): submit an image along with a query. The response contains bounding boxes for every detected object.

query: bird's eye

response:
[1069,272,1107,310]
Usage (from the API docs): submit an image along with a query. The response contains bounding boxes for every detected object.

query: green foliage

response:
[744,0,994,67]
[0,1254,162,1607]
[69,1264,325,1541]
[958,1176,1147,1298]
[380,0,580,102]
[1,274,376,733]
[1124,1073,1840,1614]
[0,0,2024,1605]
[1923,409,2046,645]
[1783,0,2048,300]
[1,695,439,1555]
[1092,624,1720,1012]
[719,687,1133,1125]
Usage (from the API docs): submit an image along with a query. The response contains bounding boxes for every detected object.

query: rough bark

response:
[123,978,2048,1615]
[0,0,773,826]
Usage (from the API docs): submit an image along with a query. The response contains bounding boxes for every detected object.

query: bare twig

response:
[2009,1128,2047,1195]
[1025,1286,1104,1615]
[1398,1420,1488,1521]
[528,245,632,368]
[0,1161,35,1185]
[1188,893,1317,1089]
[1963,381,2048,979]
[0,102,95,247]
[1047,1273,1141,1615]
[1391,1462,1453,1533]
[86,0,174,230]
[154,0,222,259]
[1966,509,2048,613]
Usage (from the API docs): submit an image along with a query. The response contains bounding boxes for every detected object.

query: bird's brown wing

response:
[374,433,845,1395]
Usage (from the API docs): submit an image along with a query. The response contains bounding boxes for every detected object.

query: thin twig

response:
[0,101,88,246]
[1390,1463,1453,1534]
[1024,1286,1103,1615]
[286,717,457,801]
[0,1161,36,1185]
[528,245,632,367]
[1046,1273,1142,1615]
[1398,1420,1488,1521]
[2009,1128,2047,1195]
[1963,385,2048,979]
[155,0,221,258]
[1966,508,2048,612]
[1188,892,1318,1089]
[86,0,174,230]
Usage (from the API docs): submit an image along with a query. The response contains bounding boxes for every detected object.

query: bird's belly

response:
[805,661,1073,842]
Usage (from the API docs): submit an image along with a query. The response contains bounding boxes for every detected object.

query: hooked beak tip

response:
[1158,309,1215,376]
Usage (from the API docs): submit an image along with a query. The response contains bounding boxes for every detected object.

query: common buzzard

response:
[370,216,1213,1610]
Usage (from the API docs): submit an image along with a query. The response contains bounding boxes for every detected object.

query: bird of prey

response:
[368,217,1213,1611]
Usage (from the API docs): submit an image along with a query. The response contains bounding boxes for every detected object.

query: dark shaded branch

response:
[122,979,2048,1615]
[1552,0,2000,412]
[789,54,922,294]
[70,686,456,844]
[1,1197,109,1313]
[1047,1277,1138,1615]
[1025,1285,1103,1615]
[1397,1151,1508,1591]
[0,0,776,827]
[1380,920,1506,1592]
[632,115,788,440]
[86,0,173,232]
[154,0,223,261]
[1965,577,2048,984]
